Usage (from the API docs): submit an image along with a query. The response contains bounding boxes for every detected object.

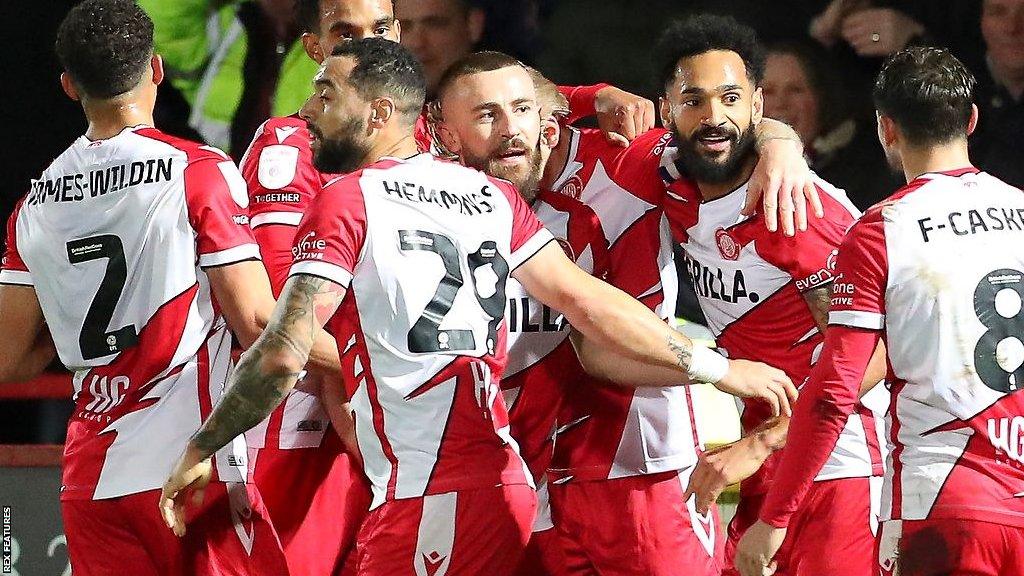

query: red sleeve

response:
[0,200,32,286]
[239,118,319,228]
[184,158,261,268]
[609,128,673,206]
[253,225,297,298]
[558,84,609,125]
[493,178,553,270]
[288,175,368,288]
[737,184,857,292]
[758,215,889,528]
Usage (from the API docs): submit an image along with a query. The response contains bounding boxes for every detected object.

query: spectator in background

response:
[536,1,815,99]
[807,0,984,117]
[395,0,486,97]
[971,0,1024,188]
[763,41,900,208]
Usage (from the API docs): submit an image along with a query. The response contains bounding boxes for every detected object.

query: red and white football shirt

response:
[289,153,552,508]
[239,115,338,452]
[503,190,609,482]
[546,127,701,483]
[662,168,887,494]
[760,168,1024,529]
[0,126,259,500]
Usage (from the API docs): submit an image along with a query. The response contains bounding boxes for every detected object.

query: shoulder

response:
[134,127,233,164]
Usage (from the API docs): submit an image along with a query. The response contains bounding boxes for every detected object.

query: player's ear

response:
[392,18,402,42]
[151,54,165,86]
[751,86,764,125]
[370,98,395,129]
[966,103,979,137]
[435,121,461,156]
[302,33,326,64]
[60,72,80,102]
[658,97,671,127]
[467,8,486,45]
[541,115,560,149]
[877,112,898,147]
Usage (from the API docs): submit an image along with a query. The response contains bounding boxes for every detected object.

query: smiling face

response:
[660,50,762,186]
[300,56,373,173]
[763,52,820,144]
[438,65,548,199]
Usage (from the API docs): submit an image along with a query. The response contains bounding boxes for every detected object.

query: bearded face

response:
[308,115,372,174]
[460,135,547,201]
[669,120,757,184]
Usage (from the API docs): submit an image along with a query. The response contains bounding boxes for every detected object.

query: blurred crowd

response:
[2,0,1023,442]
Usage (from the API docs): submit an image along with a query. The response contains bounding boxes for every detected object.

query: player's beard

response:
[464,138,546,202]
[309,117,372,174]
[672,122,757,185]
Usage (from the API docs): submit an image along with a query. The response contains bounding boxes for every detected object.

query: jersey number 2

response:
[399,230,509,355]
[974,268,1024,393]
[66,235,139,360]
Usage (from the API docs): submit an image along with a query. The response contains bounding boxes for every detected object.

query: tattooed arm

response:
[514,243,797,414]
[159,273,346,536]
[803,285,887,396]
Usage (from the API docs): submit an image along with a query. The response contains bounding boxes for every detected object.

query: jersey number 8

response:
[973,268,1024,394]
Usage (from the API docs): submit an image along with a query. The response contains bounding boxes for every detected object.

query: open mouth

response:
[696,132,733,153]
[494,148,528,163]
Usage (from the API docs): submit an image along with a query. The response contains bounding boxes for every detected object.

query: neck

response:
[695,155,757,202]
[369,132,420,164]
[899,139,973,183]
[540,129,572,191]
[990,59,1024,101]
[83,96,155,141]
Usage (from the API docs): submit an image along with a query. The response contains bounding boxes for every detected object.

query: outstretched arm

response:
[517,243,797,415]
[160,273,346,536]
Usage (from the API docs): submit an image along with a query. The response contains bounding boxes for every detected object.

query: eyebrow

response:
[314,77,336,91]
[679,83,744,95]
[330,16,394,32]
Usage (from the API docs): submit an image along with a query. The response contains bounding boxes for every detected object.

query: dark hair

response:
[294,0,321,34]
[434,50,526,104]
[55,0,154,99]
[330,37,426,122]
[656,14,765,92]
[766,40,849,133]
[873,47,976,146]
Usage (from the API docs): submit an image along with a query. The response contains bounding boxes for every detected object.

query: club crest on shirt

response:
[715,228,740,261]
[558,175,584,201]
[555,237,576,261]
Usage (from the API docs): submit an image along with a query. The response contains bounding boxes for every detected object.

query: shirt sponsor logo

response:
[715,228,740,261]
[232,214,250,226]
[684,254,760,304]
[795,249,839,292]
[254,192,301,204]
[558,175,584,201]
[830,274,855,307]
[292,231,326,260]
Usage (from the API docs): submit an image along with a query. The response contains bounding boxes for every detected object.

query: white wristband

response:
[687,345,729,384]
